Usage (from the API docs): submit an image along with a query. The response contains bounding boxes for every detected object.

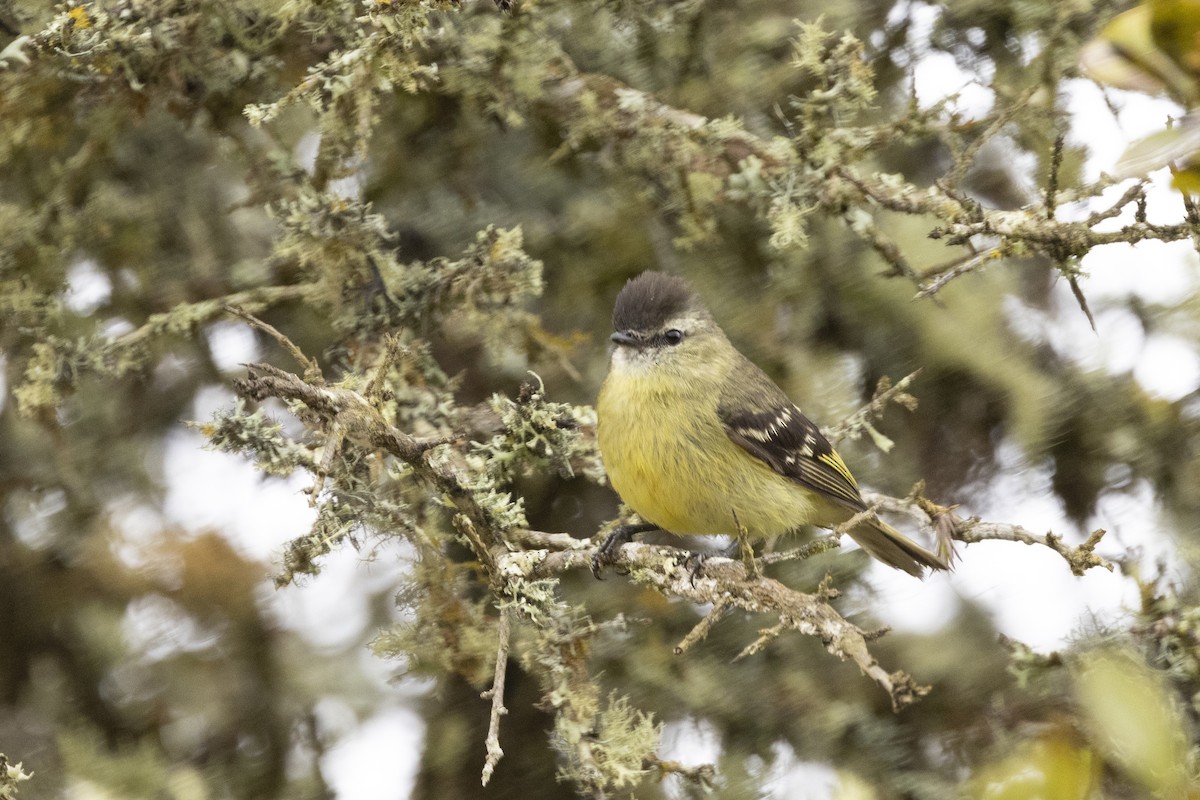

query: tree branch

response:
[865,491,1115,576]
[520,541,928,711]
[956,522,1112,577]
[537,62,1200,295]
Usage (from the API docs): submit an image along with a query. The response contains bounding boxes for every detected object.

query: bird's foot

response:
[683,551,712,586]
[591,522,659,579]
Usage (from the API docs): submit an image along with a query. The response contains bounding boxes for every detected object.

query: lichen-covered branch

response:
[521,540,927,711]
[224,355,656,793]
[538,45,1200,285]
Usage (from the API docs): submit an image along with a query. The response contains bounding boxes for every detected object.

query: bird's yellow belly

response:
[597,374,823,537]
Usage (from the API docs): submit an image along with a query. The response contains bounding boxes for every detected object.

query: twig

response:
[363,334,406,401]
[942,85,1041,189]
[864,491,1115,576]
[1083,181,1145,226]
[757,534,842,566]
[1044,133,1064,220]
[826,371,922,446]
[102,284,312,371]
[843,210,922,283]
[915,245,1007,299]
[480,609,512,786]
[223,304,322,378]
[1171,166,1200,259]
[732,509,760,579]
[457,514,500,575]
[674,596,733,655]
[734,620,787,661]
[645,754,716,790]
[956,522,1112,577]
[307,418,343,505]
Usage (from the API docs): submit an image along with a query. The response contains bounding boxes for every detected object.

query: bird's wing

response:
[717,358,865,512]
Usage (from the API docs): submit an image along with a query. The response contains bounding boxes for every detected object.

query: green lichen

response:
[0,755,32,800]
[198,401,313,477]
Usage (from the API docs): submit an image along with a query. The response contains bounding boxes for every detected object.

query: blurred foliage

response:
[1082,0,1200,185]
[3,0,1200,798]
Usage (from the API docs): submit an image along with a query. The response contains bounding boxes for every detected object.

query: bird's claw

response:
[591,522,657,579]
[683,551,710,586]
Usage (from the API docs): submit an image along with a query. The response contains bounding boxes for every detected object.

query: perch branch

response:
[519,541,929,711]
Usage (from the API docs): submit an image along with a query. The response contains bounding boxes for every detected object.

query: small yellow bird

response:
[595,271,949,577]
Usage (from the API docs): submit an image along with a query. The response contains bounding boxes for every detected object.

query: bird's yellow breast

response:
[597,368,827,537]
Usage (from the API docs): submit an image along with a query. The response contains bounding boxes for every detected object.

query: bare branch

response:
[480,610,511,786]
[222,304,322,379]
[865,491,1115,576]
[915,245,1009,299]
[956,522,1113,577]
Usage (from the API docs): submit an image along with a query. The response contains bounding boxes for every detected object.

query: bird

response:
[594,271,950,577]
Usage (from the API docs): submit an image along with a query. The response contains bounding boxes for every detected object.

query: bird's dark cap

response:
[612,272,705,332]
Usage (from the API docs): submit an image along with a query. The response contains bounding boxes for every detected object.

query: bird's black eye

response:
[663,329,684,345]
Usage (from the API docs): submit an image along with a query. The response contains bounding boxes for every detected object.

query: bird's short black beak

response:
[610,330,639,347]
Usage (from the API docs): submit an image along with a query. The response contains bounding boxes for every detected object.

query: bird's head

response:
[608,271,725,376]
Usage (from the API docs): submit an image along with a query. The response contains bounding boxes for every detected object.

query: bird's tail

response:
[845,516,951,577]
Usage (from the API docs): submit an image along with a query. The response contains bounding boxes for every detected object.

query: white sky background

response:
[65,2,1200,797]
